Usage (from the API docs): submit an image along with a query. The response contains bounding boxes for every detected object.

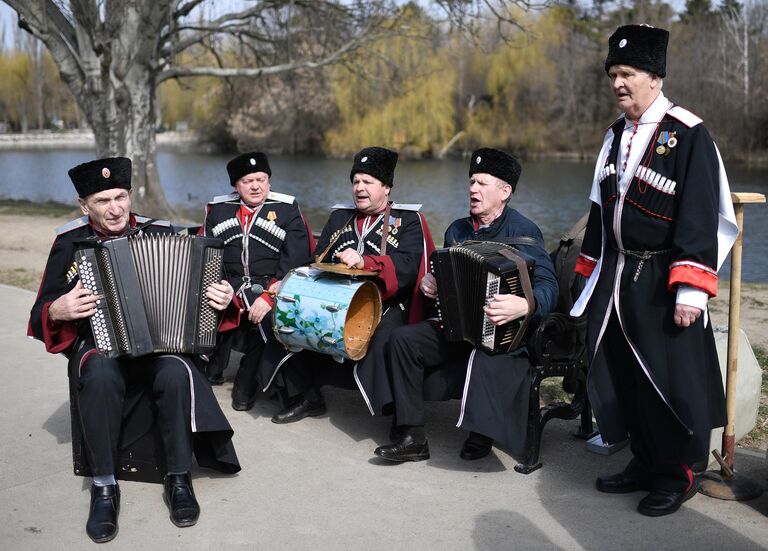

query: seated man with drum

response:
[28,157,241,543]
[255,146,435,424]
[199,152,314,411]
[374,149,558,462]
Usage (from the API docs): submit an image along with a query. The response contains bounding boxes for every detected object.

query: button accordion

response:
[76,233,224,358]
[430,241,535,354]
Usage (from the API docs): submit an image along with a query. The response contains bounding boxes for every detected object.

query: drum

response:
[273,267,382,362]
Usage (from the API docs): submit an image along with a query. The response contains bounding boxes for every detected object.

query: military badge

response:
[389,215,401,235]
[267,210,277,223]
[655,131,676,156]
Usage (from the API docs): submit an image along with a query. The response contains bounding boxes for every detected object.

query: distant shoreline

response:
[0,130,202,151]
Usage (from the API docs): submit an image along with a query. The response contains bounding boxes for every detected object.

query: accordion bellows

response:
[430,241,535,354]
[76,234,224,358]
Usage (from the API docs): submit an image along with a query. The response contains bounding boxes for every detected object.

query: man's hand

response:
[206,280,234,311]
[248,296,273,324]
[335,248,364,269]
[483,294,529,326]
[420,273,438,299]
[48,279,100,322]
[674,304,702,328]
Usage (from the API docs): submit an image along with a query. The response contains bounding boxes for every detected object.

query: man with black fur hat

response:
[28,157,241,543]
[199,152,314,411]
[254,146,435,424]
[373,148,558,463]
[572,24,738,516]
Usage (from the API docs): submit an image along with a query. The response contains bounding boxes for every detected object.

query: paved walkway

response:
[1,284,766,550]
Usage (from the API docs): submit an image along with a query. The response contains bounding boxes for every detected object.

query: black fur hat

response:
[349,147,398,187]
[605,24,669,78]
[468,148,522,192]
[68,157,132,198]
[227,152,271,186]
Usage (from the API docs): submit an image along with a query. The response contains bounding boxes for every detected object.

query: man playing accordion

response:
[28,157,241,543]
[374,149,558,463]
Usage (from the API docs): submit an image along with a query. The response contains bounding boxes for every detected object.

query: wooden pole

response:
[722,192,765,472]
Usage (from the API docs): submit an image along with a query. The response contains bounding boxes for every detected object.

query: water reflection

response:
[0,150,765,282]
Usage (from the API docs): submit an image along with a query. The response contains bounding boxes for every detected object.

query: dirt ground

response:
[3,210,766,448]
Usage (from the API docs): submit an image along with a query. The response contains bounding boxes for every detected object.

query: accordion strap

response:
[496,247,536,351]
[493,236,541,248]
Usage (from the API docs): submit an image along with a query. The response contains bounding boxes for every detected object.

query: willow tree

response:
[3,0,544,217]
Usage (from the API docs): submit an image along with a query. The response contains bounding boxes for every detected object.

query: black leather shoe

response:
[163,473,200,528]
[86,483,120,543]
[596,472,653,494]
[375,434,430,462]
[460,432,493,460]
[271,397,326,424]
[637,482,698,517]
[207,373,225,385]
[231,393,257,412]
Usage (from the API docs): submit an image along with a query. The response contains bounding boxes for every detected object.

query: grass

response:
[0,198,76,217]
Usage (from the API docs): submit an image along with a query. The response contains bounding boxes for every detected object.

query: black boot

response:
[460,432,493,460]
[86,483,120,543]
[163,473,200,527]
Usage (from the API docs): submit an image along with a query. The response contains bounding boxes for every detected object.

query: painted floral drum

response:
[273,267,382,362]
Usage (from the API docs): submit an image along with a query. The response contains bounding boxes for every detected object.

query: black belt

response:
[614,247,671,282]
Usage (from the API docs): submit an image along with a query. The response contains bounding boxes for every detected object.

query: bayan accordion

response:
[430,241,535,354]
[76,233,224,358]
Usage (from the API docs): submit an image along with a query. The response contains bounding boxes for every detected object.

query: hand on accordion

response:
[483,293,529,326]
[48,279,101,322]
[419,273,438,299]
[205,280,234,312]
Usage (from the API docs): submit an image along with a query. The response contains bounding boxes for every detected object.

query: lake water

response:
[0,149,766,282]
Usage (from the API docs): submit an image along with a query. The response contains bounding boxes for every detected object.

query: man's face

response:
[235,172,270,208]
[608,64,660,120]
[352,172,390,214]
[79,188,132,236]
[469,173,511,219]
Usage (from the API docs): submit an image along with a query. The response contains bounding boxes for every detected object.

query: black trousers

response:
[206,317,268,391]
[388,320,469,427]
[76,352,193,476]
[601,311,693,493]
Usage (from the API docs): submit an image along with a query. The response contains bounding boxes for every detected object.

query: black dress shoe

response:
[375,434,430,462]
[207,373,225,385]
[231,393,257,411]
[86,483,120,543]
[163,473,200,527]
[271,397,326,424]
[637,482,698,517]
[596,472,653,494]
[460,432,493,460]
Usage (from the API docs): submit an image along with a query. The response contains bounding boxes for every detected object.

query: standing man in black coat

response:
[28,157,241,543]
[373,148,558,463]
[572,25,738,516]
[200,152,313,410]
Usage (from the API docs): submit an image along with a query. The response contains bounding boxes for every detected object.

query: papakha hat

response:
[349,147,398,187]
[605,24,669,78]
[469,148,522,192]
[227,152,271,186]
[68,157,132,198]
